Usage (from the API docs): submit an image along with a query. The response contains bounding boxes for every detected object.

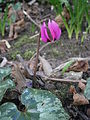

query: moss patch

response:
[23,50,34,59]
[11,50,21,60]
[14,35,37,48]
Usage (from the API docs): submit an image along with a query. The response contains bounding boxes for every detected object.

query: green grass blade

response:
[62,60,74,75]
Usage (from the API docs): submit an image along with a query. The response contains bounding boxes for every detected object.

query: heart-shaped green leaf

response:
[21,88,69,120]
[0,117,12,120]
[0,88,69,120]
[0,79,15,102]
[13,2,21,11]
[0,103,20,120]
[0,67,11,81]
[84,77,90,100]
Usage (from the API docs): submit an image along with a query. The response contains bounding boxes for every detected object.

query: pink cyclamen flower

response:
[41,20,61,43]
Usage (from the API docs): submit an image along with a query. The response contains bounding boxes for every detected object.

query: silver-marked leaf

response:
[13,2,21,11]
[0,102,20,120]
[84,77,90,100]
[21,88,69,120]
[0,79,15,102]
[0,67,11,81]
[0,117,12,120]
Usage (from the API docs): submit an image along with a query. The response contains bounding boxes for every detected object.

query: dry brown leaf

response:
[8,4,25,39]
[39,56,53,76]
[69,85,76,94]
[55,6,70,28]
[29,58,36,73]
[0,57,7,67]
[12,64,26,91]
[78,81,86,91]
[55,14,64,28]
[9,19,25,39]
[9,24,14,38]
[73,93,89,105]
[0,41,7,53]
[67,60,88,72]
[87,108,90,117]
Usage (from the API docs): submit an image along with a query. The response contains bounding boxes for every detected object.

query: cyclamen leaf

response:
[0,88,69,120]
[0,67,11,81]
[13,2,21,11]
[84,77,90,100]
[0,79,15,102]
[21,88,69,120]
[0,117,12,120]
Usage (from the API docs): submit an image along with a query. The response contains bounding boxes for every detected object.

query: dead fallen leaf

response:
[78,81,86,91]
[0,57,7,67]
[9,24,14,38]
[64,71,83,80]
[67,60,88,72]
[8,4,25,40]
[87,108,90,117]
[69,85,76,94]
[9,19,25,39]
[29,58,36,73]
[12,64,26,92]
[55,6,70,28]
[39,56,53,76]
[0,41,7,53]
[73,93,89,105]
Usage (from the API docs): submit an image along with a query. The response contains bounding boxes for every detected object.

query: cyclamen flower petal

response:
[48,20,61,41]
[41,22,50,43]
[48,19,56,41]
[51,20,61,40]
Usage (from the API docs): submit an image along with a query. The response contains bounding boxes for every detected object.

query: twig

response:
[28,0,36,5]
[33,33,41,87]
[43,77,87,83]
[30,41,57,61]
[33,33,41,76]
[69,57,90,61]
[29,33,39,39]
[23,10,40,28]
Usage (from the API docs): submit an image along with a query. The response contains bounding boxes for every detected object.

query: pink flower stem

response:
[33,32,41,87]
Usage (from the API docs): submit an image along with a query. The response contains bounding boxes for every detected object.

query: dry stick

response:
[43,77,87,83]
[33,33,41,87]
[30,41,56,61]
[29,33,39,39]
[23,10,40,28]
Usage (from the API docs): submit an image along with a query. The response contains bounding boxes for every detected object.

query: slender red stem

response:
[33,32,41,87]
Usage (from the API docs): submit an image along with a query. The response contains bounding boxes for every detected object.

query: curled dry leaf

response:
[12,64,26,91]
[9,19,25,39]
[39,56,53,76]
[87,108,90,117]
[8,4,25,39]
[0,57,7,67]
[64,71,83,80]
[78,81,86,91]
[0,41,7,53]
[67,60,89,72]
[29,58,36,73]
[9,24,14,38]
[69,85,76,94]
[55,6,70,28]
[73,93,89,105]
